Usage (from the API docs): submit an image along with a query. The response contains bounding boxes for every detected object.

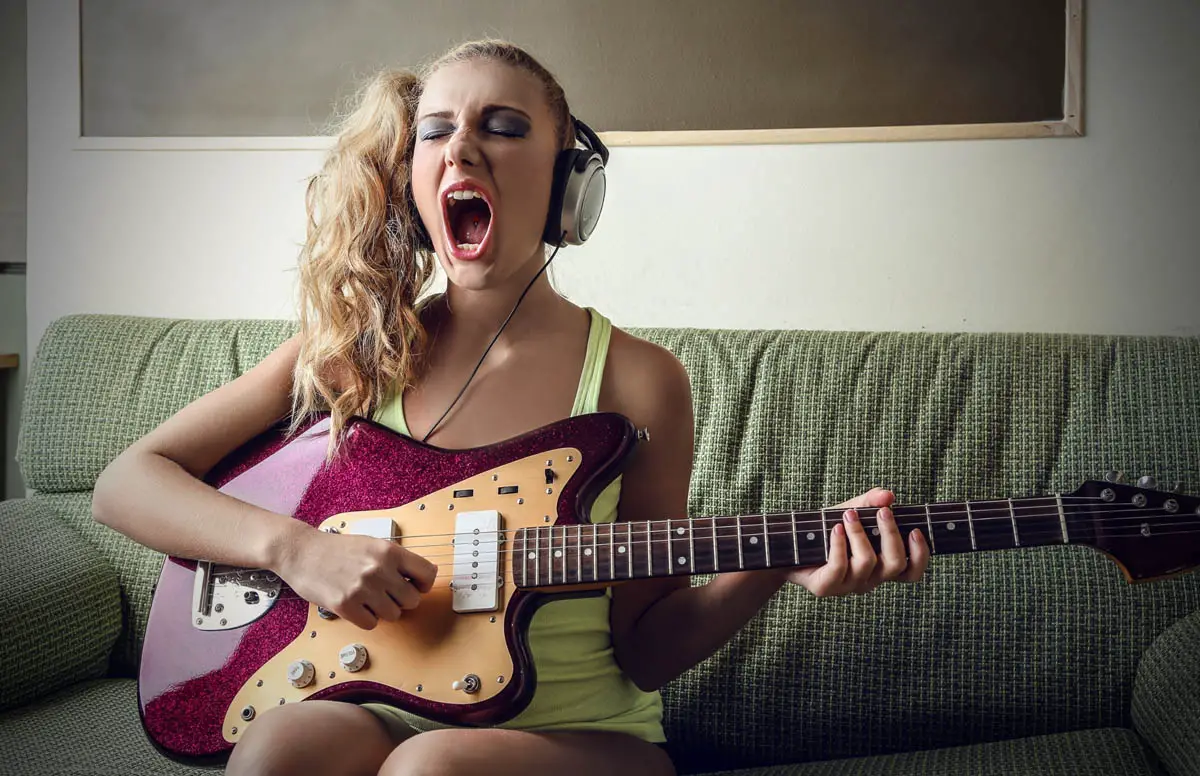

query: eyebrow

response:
[417,104,532,123]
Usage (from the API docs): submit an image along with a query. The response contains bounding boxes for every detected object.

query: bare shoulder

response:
[601,326,692,429]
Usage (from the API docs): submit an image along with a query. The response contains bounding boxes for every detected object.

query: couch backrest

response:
[18,315,1200,770]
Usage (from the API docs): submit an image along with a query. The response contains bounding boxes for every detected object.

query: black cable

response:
[419,234,566,444]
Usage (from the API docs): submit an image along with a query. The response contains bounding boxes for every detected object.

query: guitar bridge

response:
[191,562,281,630]
[451,510,503,613]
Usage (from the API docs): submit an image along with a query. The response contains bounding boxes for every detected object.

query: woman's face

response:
[412,60,561,290]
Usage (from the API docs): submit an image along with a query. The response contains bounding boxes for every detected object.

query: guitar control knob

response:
[286,660,315,688]
[338,643,368,673]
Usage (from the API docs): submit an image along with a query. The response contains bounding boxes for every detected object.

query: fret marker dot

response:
[584,548,592,556]
[676,527,685,535]
[527,552,535,560]
[677,556,686,565]
[553,550,562,558]
[749,536,759,545]
[618,546,627,554]
[947,522,957,531]
[871,527,880,536]
[807,532,815,541]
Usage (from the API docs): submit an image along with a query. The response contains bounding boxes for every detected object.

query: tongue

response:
[453,201,491,245]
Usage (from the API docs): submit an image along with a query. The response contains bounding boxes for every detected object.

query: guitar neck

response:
[515,495,1091,588]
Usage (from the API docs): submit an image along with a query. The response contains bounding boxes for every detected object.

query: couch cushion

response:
[0,499,121,712]
[1132,609,1200,776]
[696,727,1163,776]
[17,315,296,493]
[0,679,212,776]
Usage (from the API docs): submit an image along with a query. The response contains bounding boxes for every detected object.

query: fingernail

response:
[843,509,858,524]
[877,508,891,523]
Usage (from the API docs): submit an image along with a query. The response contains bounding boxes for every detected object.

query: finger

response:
[898,529,930,583]
[834,487,895,511]
[873,507,908,581]
[842,510,877,590]
[394,546,439,594]
[346,604,379,631]
[814,523,850,596]
[364,590,403,623]
[386,575,422,610]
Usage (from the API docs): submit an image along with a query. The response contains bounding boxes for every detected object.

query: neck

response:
[516,494,1090,589]
[440,252,562,348]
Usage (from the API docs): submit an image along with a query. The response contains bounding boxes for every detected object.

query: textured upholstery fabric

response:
[9,315,1200,774]
[0,680,213,776]
[17,315,297,493]
[0,680,1165,776]
[0,499,121,713]
[1132,609,1200,776]
[702,727,1165,776]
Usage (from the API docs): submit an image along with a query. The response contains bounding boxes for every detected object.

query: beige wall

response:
[1,0,26,500]
[25,0,1200,371]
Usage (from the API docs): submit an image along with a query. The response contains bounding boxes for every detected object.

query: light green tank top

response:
[366,307,665,742]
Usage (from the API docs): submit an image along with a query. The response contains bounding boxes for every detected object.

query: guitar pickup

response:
[498,485,519,495]
[453,489,474,498]
[451,510,502,613]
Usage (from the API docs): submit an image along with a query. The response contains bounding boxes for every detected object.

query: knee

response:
[225,704,321,776]
[377,730,463,776]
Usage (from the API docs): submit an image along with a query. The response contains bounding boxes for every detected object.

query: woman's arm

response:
[92,334,436,630]
[605,333,928,692]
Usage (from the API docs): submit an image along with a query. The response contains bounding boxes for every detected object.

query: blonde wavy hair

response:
[288,40,574,457]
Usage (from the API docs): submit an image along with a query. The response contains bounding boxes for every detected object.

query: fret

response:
[592,524,599,581]
[520,528,528,587]
[927,502,973,556]
[1009,499,1020,547]
[576,524,583,583]
[646,520,654,577]
[688,520,695,574]
[1056,494,1069,543]
[740,515,768,570]
[561,525,568,583]
[729,515,739,570]
[604,525,614,580]
[714,516,740,572]
[623,521,638,580]
[712,517,720,572]
[924,504,937,554]
[790,511,799,565]
[965,501,978,550]
[821,509,830,560]
[762,514,771,567]
[1011,497,1070,549]
[965,500,1017,552]
[665,519,672,574]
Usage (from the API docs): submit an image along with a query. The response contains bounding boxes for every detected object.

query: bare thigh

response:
[226,700,414,776]
[379,728,675,776]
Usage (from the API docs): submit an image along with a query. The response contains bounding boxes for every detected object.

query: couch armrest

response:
[1132,607,1200,776]
[0,498,122,712]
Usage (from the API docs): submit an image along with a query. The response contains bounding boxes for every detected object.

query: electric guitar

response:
[137,412,1200,763]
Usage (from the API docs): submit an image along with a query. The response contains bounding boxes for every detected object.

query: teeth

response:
[447,189,483,202]
[457,243,480,251]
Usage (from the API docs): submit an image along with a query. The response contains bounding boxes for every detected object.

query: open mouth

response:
[443,187,494,260]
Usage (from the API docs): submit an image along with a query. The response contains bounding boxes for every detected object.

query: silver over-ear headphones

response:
[542,116,609,247]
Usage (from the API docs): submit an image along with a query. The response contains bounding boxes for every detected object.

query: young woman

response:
[93,39,929,776]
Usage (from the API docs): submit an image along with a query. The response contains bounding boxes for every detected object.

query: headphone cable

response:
[419,234,566,444]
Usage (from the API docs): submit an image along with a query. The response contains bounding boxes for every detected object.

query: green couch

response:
[1,314,1198,776]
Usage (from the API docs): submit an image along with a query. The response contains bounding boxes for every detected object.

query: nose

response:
[444,128,481,169]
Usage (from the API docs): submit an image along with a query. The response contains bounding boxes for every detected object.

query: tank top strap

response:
[569,307,612,417]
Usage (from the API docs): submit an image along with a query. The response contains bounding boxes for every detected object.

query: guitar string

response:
[255,517,1200,597]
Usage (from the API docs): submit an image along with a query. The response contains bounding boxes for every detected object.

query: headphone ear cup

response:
[542,148,580,247]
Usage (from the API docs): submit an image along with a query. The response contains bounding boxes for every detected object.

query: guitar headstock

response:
[1069,475,1200,582]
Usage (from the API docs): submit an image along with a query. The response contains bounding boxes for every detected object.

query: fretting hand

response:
[785,487,929,596]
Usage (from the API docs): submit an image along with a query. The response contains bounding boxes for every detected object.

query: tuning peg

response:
[1136,475,1157,489]
[1105,470,1125,483]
